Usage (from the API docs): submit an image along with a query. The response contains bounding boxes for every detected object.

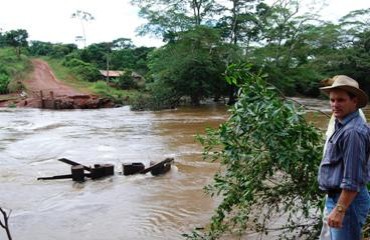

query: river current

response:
[0,105,228,240]
[1,98,365,240]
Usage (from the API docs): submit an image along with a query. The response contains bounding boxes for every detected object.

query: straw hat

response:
[320,75,368,108]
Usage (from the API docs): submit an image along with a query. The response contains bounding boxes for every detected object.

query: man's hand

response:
[327,189,358,228]
[327,206,345,228]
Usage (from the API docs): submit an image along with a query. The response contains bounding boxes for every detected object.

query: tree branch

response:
[0,207,12,240]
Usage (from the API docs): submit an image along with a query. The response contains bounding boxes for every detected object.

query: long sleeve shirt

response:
[318,110,370,191]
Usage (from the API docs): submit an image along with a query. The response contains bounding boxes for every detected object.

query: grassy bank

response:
[43,57,142,105]
[0,48,32,94]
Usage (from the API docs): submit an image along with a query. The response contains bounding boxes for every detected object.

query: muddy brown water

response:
[0,104,228,240]
[0,99,368,240]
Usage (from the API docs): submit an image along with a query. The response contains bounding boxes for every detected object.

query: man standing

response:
[318,75,370,240]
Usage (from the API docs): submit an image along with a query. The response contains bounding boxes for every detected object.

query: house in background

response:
[99,70,124,80]
[98,70,145,88]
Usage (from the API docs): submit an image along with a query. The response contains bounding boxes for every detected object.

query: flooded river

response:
[0,99,368,240]
[0,105,229,240]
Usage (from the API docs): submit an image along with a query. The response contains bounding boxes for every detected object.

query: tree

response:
[3,29,28,58]
[0,29,5,47]
[216,0,262,45]
[28,41,78,58]
[112,38,135,50]
[28,41,54,56]
[184,63,324,239]
[0,207,12,240]
[147,26,238,106]
[130,0,220,41]
[79,42,112,69]
[71,10,95,48]
[240,0,331,95]
[330,9,370,94]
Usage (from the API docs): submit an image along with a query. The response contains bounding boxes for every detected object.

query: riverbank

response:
[0,59,115,109]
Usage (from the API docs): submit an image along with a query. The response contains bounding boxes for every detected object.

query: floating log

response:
[140,158,174,175]
[122,162,145,175]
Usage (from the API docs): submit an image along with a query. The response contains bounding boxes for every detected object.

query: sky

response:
[0,0,369,48]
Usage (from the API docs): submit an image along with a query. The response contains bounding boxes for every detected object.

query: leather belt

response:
[325,188,342,198]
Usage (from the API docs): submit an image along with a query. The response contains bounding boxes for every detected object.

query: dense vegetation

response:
[184,64,324,239]
[0,0,369,109]
[0,48,31,94]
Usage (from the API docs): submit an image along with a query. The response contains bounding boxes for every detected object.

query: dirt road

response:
[0,59,113,109]
[25,59,86,97]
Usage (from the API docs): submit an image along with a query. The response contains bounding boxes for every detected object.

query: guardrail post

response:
[40,90,44,108]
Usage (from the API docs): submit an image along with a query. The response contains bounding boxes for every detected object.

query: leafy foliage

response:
[215,0,262,45]
[187,64,325,239]
[3,29,28,58]
[62,58,100,82]
[146,26,240,107]
[131,0,220,40]
[28,41,78,58]
[116,69,137,89]
[0,70,10,94]
[0,48,31,93]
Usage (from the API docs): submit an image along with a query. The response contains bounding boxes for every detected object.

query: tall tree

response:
[112,38,135,50]
[215,0,263,103]
[130,0,220,41]
[243,0,327,94]
[216,0,262,45]
[71,10,95,48]
[79,42,112,69]
[3,29,28,58]
[333,8,370,94]
[147,26,238,105]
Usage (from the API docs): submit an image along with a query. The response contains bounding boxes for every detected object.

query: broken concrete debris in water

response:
[37,157,175,182]
[122,158,174,176]
[122,162,145,175]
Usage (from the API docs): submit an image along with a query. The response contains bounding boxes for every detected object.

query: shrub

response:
[117,69,137,89]
[62,58,100,82]
[185,63,324,239]
[0,72,10,94]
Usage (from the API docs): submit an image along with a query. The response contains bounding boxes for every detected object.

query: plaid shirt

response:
[318,110,370,191]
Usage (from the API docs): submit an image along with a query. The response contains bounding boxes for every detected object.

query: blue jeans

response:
[320,187,370,240]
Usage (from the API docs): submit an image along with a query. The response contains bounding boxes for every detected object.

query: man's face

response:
[329,89,358,121]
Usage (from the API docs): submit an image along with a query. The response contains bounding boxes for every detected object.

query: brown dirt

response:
[0,59,113,109]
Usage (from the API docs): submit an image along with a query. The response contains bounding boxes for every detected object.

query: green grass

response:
[43,57,93,93]
[42,57,141,104]
[0,48,32,93]
[0,48,31,73]
[0,50,141,104]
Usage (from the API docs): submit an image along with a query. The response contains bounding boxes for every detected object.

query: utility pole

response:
[106,53,110,82]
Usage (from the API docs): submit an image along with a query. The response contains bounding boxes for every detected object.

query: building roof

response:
[99,70,123,77]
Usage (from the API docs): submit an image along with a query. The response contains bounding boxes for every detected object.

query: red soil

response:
[0,59,113,109]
